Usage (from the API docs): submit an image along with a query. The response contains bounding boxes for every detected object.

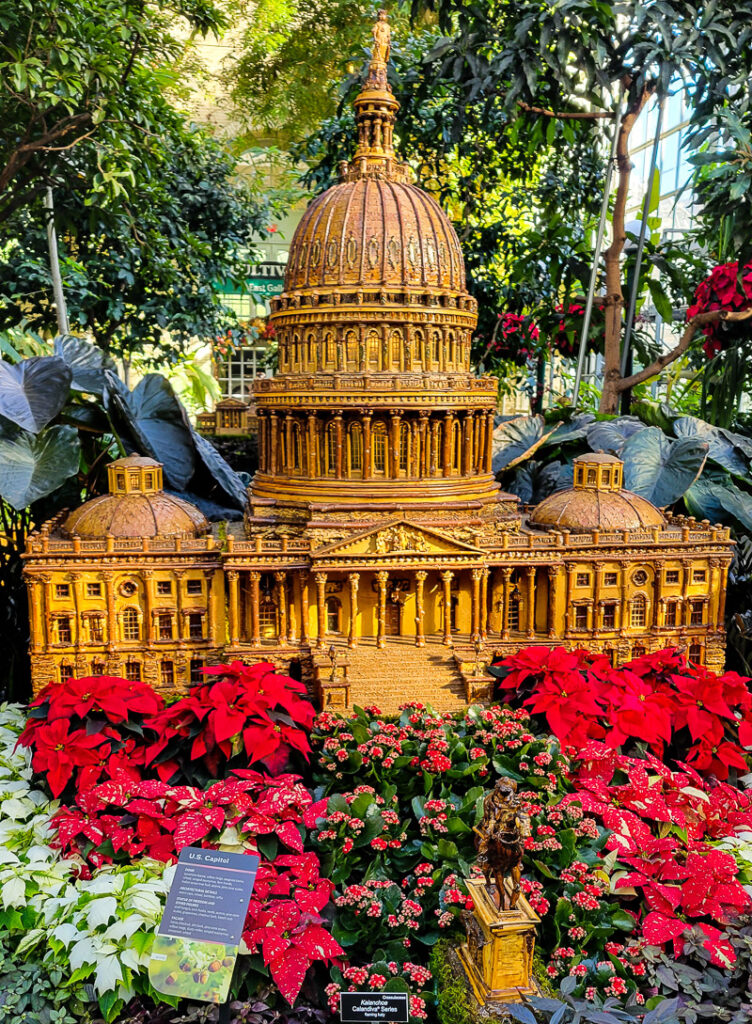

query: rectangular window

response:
[156,580,172,596]
[574,606,588,629]
[91,661,105,676]
[665,570,680,584]
[507,600,520,631]
[689,643,703,664]
[190,659,204,685]
[188,613,204,640]
[690,600,704,626]
[125,661,141,682]
[186,579,202,595]
[602,603,617,629]
[576,573,590,587]
[86,583,102,598]
[55,584,70,599]
[59,664,74,683]
[665,603,678,627]
[56,617,72,644]
[158,613,173,641]
[160,660,174,685]
[604,573,618,586]
[89,618,104,643]
[693,569,707,583]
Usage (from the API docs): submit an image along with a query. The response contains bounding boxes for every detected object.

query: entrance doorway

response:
[385,600,400,636]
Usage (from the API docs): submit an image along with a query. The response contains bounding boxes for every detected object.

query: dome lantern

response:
[572,453,624,492]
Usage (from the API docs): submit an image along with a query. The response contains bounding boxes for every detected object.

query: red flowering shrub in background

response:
[686,260,752,357]
[548,301,605,357]
[484,312,540,366]
[492,646,752,779]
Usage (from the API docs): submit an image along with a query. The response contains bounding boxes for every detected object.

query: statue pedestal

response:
[458,878,539,1004]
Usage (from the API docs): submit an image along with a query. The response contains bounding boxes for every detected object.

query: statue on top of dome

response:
[371,10,391,65]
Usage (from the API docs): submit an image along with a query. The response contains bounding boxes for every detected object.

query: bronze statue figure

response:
[474,778,530,910]
[371,10,391,65]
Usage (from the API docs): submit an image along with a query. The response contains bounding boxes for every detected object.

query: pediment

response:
[313,519,484,559]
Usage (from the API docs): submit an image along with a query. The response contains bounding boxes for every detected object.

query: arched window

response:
[325,422,337,476]
[345,331,358,369]
[390,330,402,368]
[447,332,455,365]
[399,422,410,472]
[413,330,424,368]
[325,332,335,366]
[291,423,302,472]
[292,334,300,365]
[349,424,363,473]
[631,594,647,628]
[122,608,140,642]
[367,330,380,370]
[306,332,315,367]
[373,422,387,474]
[432,331,441,365]
[452,421,462,472]
[325,597,341,633]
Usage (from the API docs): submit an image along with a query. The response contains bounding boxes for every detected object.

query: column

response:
[566,565,577,635]
[681,559,692,628]
[619,566,629,634]
[315,572,327,648]
[471,568,482,642]
[71,573,82,650]
[430,419,440,477]
[269,413,279,474]
[298,571,309,643]
[288,576,298,643]
[441,570,454,646]
[525,565,536,638]
[480,568,489,640]
[474,411,484,473]
[651,567,661,629]
[174,570,185,643]
[390,413,401,477]
[227,570,240,646]
[501,567,512,640]
[249,571,261,646]
[411,419,420,477]
[258,413,266,472]
[376,570,389,649]
[717,562,729,628]
[463,414,474,475]
[362,411,372,481]
[418,412,429,477]
[103,571,116,651]
[443,412,452,476]
[415,570,427,647]
[29,579,43,654]
[334,414,344,479]
[485,410,494,473]
[285,413,294,474]
[348,573,360,648]
[203,570,215,644]
[547,565,562,638]
[274,572,288,642]
[142,569,154,645]
[307,413,317,477]
[591,563,601,637]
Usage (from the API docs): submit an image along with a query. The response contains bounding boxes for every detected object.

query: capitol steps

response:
[324,637,469,715]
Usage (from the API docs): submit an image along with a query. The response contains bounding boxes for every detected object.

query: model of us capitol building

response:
[22,16,732,712]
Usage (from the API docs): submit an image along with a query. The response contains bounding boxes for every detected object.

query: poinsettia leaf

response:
[173,812,212,849]
[269,946,310,1005]
[642,911,687,947]
[294,924,343,961]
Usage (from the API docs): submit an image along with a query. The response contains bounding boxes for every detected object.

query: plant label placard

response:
[339,992,409,1023]
[149,846,260,1004]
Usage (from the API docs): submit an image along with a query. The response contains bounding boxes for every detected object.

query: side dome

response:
[284,178,466,295]
[62,456,209,539]
[528,453,665,531]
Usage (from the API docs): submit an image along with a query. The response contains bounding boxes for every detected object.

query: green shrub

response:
[430,938,474,1024]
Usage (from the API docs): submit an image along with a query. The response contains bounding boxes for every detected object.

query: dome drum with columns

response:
[22,17,734,711]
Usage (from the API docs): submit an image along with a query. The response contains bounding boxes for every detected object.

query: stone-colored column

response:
[441,570,454,645]
[463,414,474,475]
[443,412,453,476]
[29,579,43,654]
[348,573,360,648]
[258,413,266,472]
[70,573,82,651]
[142,569,154,645]
[174,570,185,643]
[249,571,261,646]
[418,412,429,476]
[298,571,309,643]
[227,570,240,646]
[285,413,294,473]
[681,558,692,628]
[376,570,389,649]
[411,419,420,477]
[547,565,562,638]
[203,569,215,643]
[474,411,484,473]
[288,576,298,643]
[471,568,482,642]
[566,565,577,635]
[619,566,629,634]
[592,563,601,637]
[718,561,729,627]
[390,413,401,477]
[501,567,512,640]
[315,572,327,648]
[334,414,344,479]
[103,571,116,651]
[269,413,279,475]
[526,565,536,638]
[480,568,489,640]
[415,570,427,647]
[307,413,317,477]
[274,572,287,642]
[362,411,372,480]
[430,419,440,477]
[485,410,494,473]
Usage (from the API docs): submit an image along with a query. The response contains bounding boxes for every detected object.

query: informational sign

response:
[149,847,259,1004]
[339,992,410,1023]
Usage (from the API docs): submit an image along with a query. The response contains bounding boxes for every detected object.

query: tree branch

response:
[615,308,752,392]
[518,100,615,120]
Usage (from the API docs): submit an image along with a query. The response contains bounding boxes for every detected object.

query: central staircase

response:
[319,637,469,714]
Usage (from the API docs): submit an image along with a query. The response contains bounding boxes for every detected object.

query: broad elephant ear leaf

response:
[492,416,555,472]
[586,416,646,455]
[0,424,81,510]
[190,430,248,510]
[508,461,562,504]
[672,415,749,477]
[683,476,729,524]
[53,335,118,395]
[621,428,708,507]
[540,413,596,448]
[0,356,72,432]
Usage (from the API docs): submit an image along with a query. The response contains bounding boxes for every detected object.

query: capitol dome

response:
[528,453,665,532]
[63,456,209,539]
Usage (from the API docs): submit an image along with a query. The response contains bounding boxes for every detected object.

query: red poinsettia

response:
[686,260,752,357]
[29,719,109,797]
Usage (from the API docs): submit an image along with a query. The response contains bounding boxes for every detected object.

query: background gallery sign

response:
[149,847,260,1004]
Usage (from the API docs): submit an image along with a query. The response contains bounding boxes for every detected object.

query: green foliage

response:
[430,939,474,1024]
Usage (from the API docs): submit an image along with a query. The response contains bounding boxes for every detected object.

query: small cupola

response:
[107,456,163,495]
[572,453,624,492]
